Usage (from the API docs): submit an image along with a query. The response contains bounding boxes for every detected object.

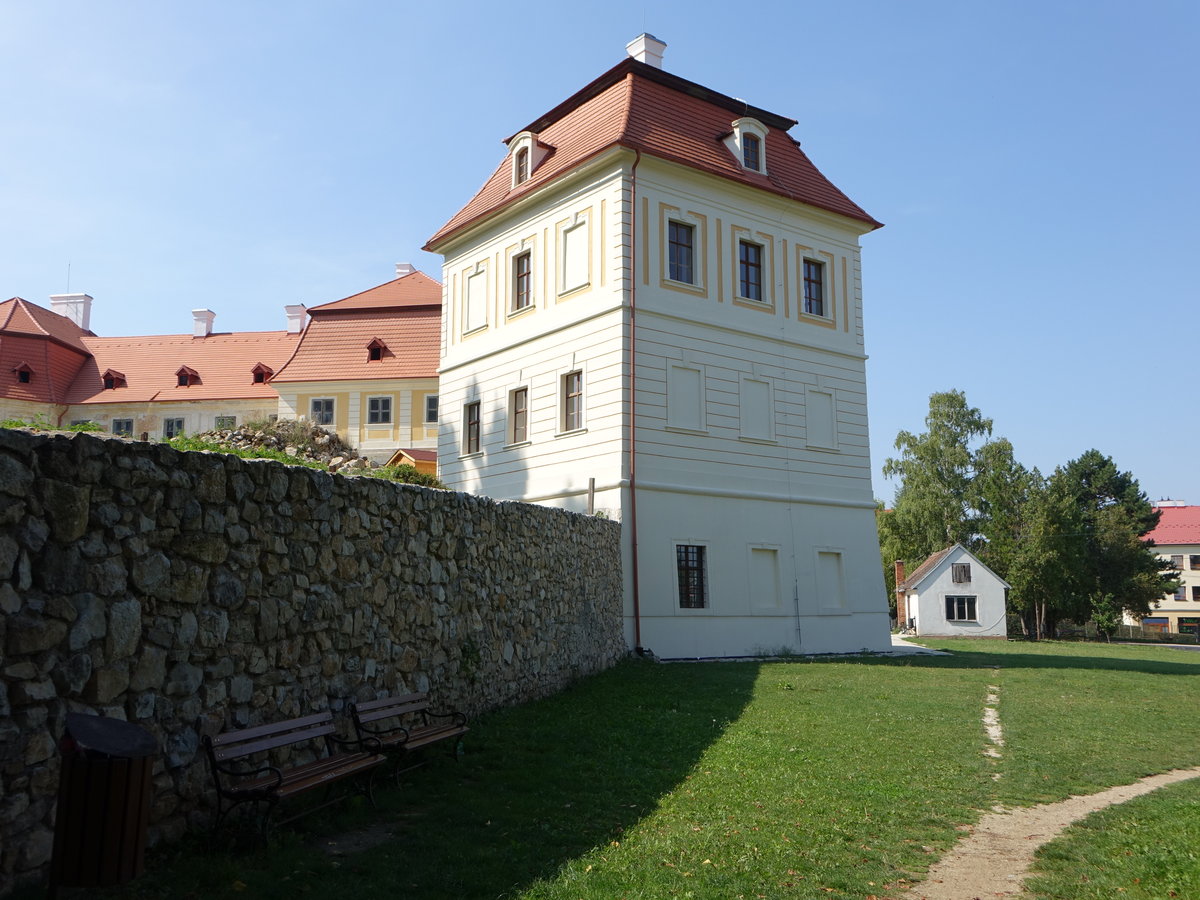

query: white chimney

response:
[49,293,93,331]
[285,304,307,334]
[626,33,667,69]
[192,309,216,337]
[395,262,416,278]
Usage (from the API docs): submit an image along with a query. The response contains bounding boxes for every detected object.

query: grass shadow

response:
[850,642,1200,677]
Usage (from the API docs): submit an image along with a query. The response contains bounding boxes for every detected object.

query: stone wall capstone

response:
[0,429,624,895]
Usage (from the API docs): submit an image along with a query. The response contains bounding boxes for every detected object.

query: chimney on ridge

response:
[395,262,416,278]
[626,33,667,69]
[49,293,93,331]
[285,304,307,334]
[192,309,215,337]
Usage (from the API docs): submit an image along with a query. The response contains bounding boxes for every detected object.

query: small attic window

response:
[13,363,32,384]
[367,338,387,362]
[252,363,273,384]
[515,148,529,184]
[102,369,126,390]
[176,366,199,387]
[724,117,770,175]
[508,131,552,189]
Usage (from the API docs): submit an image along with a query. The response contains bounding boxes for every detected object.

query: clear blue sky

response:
[3,1,1196,503]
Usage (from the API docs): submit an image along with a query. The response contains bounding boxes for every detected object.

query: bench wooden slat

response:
[211,721,335,762]
[211,712,335,746]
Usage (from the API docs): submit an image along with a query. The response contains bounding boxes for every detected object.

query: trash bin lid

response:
[65,713,157,759]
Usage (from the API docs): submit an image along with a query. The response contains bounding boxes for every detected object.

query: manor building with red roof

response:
[1136,502,1200,635]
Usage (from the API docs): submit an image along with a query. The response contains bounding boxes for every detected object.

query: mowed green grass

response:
[72,640,1200,900]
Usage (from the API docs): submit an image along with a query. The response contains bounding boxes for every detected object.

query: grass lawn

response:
[45,639,1200,900]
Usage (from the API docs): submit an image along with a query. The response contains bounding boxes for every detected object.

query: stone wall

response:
[0,429,624,895]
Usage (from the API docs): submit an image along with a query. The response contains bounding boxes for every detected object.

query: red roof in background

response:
[67,331,301,404]
[0,298,93,352]
[899,546,957,591]
[426,58,880,249]
[1146,506,1200,546]
[309,271,442,312]
[272,272,441,384]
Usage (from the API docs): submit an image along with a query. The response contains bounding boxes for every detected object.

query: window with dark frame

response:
[253,370,267,384]
[1192,586,1200,602]
[738,240,762,301]
[1171,554,1185,570]
[742,134,761,171]
[214,416,236,430]
[177,374,190,387]
[1191,555,1200,570]
[104,376,116,389]
[1176,585,1188,601]
[369,345,383,361]
[510,387,528,444]
[425,395,439,425]
[163,418,185,439]
[464,401,481,454]
[676,544,708,609]
[16,369,30,384]
[112,419,133,436]
[803,258,825,316]
[515,147,529,184]
[668,221,694,284]
[562,371,583,432]
[945,595,977,621]
[311,398,334,426]
[951,563,972,583]
[367,396,392,424]
[513,251,532,311]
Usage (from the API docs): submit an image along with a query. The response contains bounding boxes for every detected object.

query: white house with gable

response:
[425,35,892,658]
[896,545,1009,638]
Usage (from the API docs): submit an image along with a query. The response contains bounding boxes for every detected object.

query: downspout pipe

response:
[628,147,644,653]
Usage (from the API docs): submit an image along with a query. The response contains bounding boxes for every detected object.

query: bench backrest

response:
[351,693,430,727]
[208,711,337,763]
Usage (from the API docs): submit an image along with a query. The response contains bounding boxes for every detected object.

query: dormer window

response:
[251,363,273,384]
[508,131,552,189]
[102,369,126,390]
[13,363,32,384]
[367,338,387,362]
[724,117,769,175]
[176,366,199,387]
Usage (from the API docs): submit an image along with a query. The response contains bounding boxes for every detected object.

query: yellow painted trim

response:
[729,224,777,313]
[600,198,606,287]
[641,195,650,286]
[716,218,723,302]
[842,255,850,333]
[781,239,790,319]
[795,246,837,330]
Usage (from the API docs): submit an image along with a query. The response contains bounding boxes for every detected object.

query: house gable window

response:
[946,595,978,622]
[515,147,529,184]
[952,562,972,583]
[723,117,769,175]
[508,387,529,444]
[676,544,708,609]
[367,396,392,425]
[512,251,532,312]
[508,132,550,189]
[803,258,825,316]
[561,370,583,432]
[463,401,481,455]
[738,240,763,301]
[742,133,761,171]
[310,398,334,426]
[668,221,694,284]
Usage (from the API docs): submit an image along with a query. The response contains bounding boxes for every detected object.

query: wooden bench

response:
[202,710,386,837]
[349,692,468,777]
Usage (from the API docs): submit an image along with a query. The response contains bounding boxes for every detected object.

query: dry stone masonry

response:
[0,429,624,895]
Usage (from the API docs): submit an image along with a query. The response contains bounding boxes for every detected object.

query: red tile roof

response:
[0,297,93,351]
[1146,506,1200,546]
[67,331,301,404]
[899,546,957,591]
[272,272,442,384]
[426,58,880,250]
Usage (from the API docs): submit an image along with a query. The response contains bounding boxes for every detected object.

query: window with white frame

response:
[668,221,694,284]
[803,258,825,316]
[676,544,708,609]
[742,133,761,171]
[512,251,532,312]
[515,147,529,185]
[1191,555,1200,570]
[724,117,769,175]
[738,240,763,301]
[311,398,334,425]
[945,595,978,621]
[508,387,529,444]
[561,370,583,432]
[463,401,481,455]
[163,418,185,439]
[424,395,439,425]
[367,396,392,425]
[112,418,133,436]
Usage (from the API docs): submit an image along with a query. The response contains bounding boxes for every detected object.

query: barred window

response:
[677,544,708,609]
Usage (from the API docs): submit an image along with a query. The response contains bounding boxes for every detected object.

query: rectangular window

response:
[676,544,708,609]
[367,396,392,425]
[512,251,532,311]
[668,221,694,284]
[509,387,529,444]
[562,370,583,432]
[1179,617,1200,636]
[1191,555,1200,570]
[465,269,487,333]
[743,134,761,171]
[946,595,978,621]
[738,240,762,301]
[952,563,972,583]
[1175,585,1188,601]
[163,418,185,439]
[112,419,133,436]
[214,415,236,430]
[1192,586,1200,602]
[1171,554,1184,569]
[463,401,481,454]
[424,395,439,425]
[803,258,825,316]
[17,370,30,384]
[311,399,334,426]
